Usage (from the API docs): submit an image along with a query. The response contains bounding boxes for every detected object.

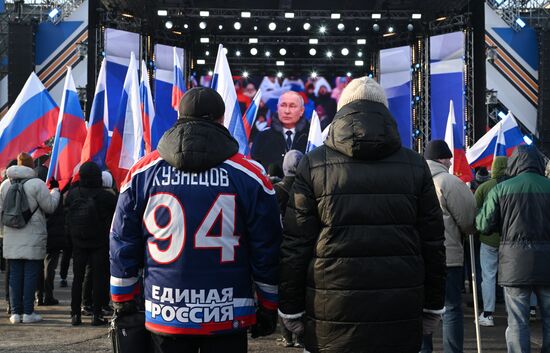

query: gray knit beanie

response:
[282,150,304,177]
[336,76,388,111]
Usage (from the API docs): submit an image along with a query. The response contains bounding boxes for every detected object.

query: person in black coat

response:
[251,91,309,171]
[278,77,446,353]
[65,162,117,326]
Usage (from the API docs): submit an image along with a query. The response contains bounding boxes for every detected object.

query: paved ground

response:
[0,265,544,352]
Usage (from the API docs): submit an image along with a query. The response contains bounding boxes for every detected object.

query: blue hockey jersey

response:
[109,150,281,335]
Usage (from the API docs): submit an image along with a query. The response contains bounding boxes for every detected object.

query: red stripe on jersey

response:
[145,314,256,335]
[228,154,273,191]
[120,150,161,189]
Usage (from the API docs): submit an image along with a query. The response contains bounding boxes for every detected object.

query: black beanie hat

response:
[424,140,453,161]
[475,167,490,183]
[178,87,225,121]
[79,161,102,188]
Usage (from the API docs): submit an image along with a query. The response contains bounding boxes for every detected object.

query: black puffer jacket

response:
[279,100,446,353]
[251,116,309,171]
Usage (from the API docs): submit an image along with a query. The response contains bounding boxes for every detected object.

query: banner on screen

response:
[153,44,184,149]
[380,45,412,148]
[430,32,465,142]
[104,28,140,134]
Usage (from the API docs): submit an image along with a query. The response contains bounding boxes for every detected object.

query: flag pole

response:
[469,234,482,353]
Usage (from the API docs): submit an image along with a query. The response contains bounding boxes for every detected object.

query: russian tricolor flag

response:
[140,60,155,154]
[81,58,109,170]
[0,72,58,170]
[242,89,261,140]
[47,67,87,190]
[444,100,473,183]
[171,47,185,111]
[467,111,524,169]
[306,110,324,153]
[211,44,248,154]
[106,52,144,187]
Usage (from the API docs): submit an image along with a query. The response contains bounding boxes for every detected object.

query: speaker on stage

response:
[7,22,35,106]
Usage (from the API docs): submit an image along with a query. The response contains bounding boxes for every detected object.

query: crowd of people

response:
[1,75,550,353]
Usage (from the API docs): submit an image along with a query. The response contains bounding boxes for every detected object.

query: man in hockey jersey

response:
[110,87,282,353]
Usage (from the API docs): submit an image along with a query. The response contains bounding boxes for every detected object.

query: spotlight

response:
[205,51,210,56]
[208,70,213,76]
[279,48,287,56]
[277,72,283,78]
[346,72,352,77]
[234,22,241,30]
[200,11,210,17]
[218,25,223,30]
[254,26,258,31]
[498,111,507,119]
[241,11,251,18]
[309,48,317,56]
[285,12,294,18]
[157,10,168,16]
[436,16,447,21]
[165,20,173,29]
[372,23,380,32]
[407,23,414,31]
[357,39,366,45]
[337,23,345,31]
[326,51,333,58]
[250,47,258,55]
[331,13,341,19]
[287,27,291,32]
[276,61,285,66]
[355,60,364,66]
[199,21,207,29]
[311,71,318,78]
[355,26,360,31]
[48,8,62,24]
[249,38,258,43]
[303,22,311,30]
[319,25,326,34]
[388,25,394,33]
[243,71,249,78]
[200,37,209,43]
[341,48,349,56]
[357,51,363,57]
[197,59,205,65]
[309,38,319,44]
[265,51,271,57]
[268,22,277,31]
[223,48,228,55]
[516,17,526,28]
[121,12,132,18]
[523,135,533,145]
[412,13,422,19]
[184,24,189,29]
[236,50,241,57]
[372,13,381,19]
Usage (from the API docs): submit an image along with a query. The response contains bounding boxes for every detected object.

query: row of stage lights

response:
[200,70,362,79]
[197,43,367,59]
[160,10,422,34]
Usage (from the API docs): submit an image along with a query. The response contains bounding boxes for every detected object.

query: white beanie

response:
[102,171,114,188]
[336,76,388,111]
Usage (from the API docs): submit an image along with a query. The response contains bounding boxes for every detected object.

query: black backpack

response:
[67,188,100,244]
[1,178,37,229]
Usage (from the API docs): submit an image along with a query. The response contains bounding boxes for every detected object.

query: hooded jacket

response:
[110,119,282,336]
[250,116,309,171]
[0,166,60,260]
[427,160,476,267]
[279,100,446,353]
[474,156,508,247]
[476,145,550,285]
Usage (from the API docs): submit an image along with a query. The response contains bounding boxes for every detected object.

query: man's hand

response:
[281,316,304,336]
[422,312,442,335]
[250,306,277,338]
[113,300,138,317]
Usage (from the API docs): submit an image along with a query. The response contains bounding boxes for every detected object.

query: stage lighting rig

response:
[199,21,207,29]
[234,22,241,30]
[165,20,173,29]
[303,22,311,30]
[279,48,287,56]
[157,10,168,16]
[48,8,62,25]
[309,48,317,56]
[319,25,327,34]
[337,23,345,31]
[268,22,277,31]
[341,48,349,56]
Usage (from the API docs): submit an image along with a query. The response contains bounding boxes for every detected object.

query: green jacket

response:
[474,156,508,247]
[476,145,550,286]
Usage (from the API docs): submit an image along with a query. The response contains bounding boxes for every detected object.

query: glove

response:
[113,300,138,317]
[250,306,277,338]
[281,316,304,336]
[422,312,442,335]
[48,177,59,189]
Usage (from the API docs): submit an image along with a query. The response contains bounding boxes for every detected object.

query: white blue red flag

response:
[81,58,109,170]
[467,111,524,169]
[444,100,473,183]
[106,52,144,187]
[211,44,248,154]
[306,110,324,153]
[47,67,87,190]
[242,89,261,139]
[171,47,185,111]
[140,60,155,154]
[0,72,58,170]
